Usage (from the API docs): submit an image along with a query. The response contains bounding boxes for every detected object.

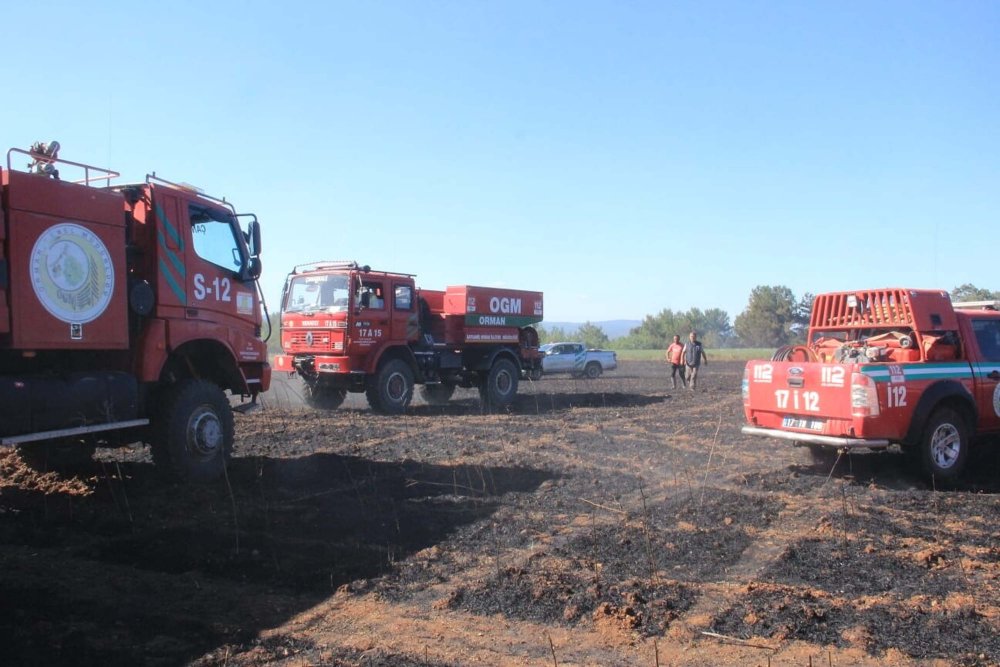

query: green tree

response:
[788,292,814,344]
[538,325,571,344]
[951,284,1000,304]
[795,293,814,325]
[734,285,798,347]
[687,307,733,348]
[614,308,684,349]
[612,307,732,349]
[576,322,610,349]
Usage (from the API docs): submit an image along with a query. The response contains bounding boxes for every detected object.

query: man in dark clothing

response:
[683,331,708,390]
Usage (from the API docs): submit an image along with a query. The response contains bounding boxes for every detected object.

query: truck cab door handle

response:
[989,370,1000,381]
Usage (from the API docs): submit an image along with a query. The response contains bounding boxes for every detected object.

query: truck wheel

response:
[366,359,414,414]
[305,384,347,410]
[479,358,519,411]
[584,362,602,379]
[17,440,96,470]
[420,383,456,406]
[917,407,969,484]
[152,380,233,482]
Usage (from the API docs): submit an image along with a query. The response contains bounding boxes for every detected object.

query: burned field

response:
[2,361,1000,666]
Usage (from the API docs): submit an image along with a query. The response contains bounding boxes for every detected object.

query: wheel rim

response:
[187,405,223,461]
[495,369,513,396]
[386,371,407,402]
[587,366,598,378]
[930,422,961,469]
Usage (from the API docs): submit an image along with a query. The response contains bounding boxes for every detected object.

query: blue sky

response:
[4,1,998,324]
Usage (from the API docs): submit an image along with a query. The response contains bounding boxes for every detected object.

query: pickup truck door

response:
[546,344,571,372]
[968,316,1000,433]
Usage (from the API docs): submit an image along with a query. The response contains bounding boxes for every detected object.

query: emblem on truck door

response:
[30,223,115,324]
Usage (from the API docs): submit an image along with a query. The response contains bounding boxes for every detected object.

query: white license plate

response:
[782,416,825,431]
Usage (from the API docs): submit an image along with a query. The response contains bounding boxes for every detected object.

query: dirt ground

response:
[2,360,1000,666]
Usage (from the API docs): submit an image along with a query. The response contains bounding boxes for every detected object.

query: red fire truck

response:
[0,142,269,480]
[274,262,543,412]
[742,288,1000,483]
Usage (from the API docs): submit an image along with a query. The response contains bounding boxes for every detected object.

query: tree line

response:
[538,283,995,350]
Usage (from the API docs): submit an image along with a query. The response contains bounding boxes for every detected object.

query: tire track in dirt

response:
[671,490,825,638]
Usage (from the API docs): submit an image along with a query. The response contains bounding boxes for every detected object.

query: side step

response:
[2,419,150,446]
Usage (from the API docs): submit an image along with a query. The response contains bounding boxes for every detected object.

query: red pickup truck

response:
[742,288,1000,483]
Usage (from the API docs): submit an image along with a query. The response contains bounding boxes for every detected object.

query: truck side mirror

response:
[247,257,262,280]
[360,291,371,309]
[248,220,261,257]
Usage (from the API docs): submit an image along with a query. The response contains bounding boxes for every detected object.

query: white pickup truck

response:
[540,342,618,379]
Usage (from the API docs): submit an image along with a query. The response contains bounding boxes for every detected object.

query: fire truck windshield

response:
[285,274,351,313]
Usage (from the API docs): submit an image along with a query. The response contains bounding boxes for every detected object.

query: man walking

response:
[683,331,708,390]
[665,334,686,389]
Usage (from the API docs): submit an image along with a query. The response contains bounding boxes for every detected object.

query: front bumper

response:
[273,354,352,374]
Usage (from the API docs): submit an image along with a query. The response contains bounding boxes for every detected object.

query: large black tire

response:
[420,383,456,406]
[527,368,543,382]
[584,362,602,379]
[365,359,414,414]
[17,440,96,470]
[305,383,347,410]
[151,380,234,482]
[479,358,519,411]
[915,407,969,485]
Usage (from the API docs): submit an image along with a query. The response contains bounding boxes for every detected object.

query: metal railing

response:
[6,147,119,186]
[810,289,917,329]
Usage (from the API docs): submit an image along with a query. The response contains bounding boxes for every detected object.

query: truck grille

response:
[287,331,343,352]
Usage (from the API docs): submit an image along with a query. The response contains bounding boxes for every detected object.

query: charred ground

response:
[1,361,999,666]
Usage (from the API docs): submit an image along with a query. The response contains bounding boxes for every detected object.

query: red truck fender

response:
[902,380,977,446]
[368,344,420,376]
[471,346,521,373]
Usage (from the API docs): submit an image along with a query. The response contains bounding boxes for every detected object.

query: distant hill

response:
[540,320,641,341]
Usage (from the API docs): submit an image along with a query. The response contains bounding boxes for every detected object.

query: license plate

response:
[782,416,825,431]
